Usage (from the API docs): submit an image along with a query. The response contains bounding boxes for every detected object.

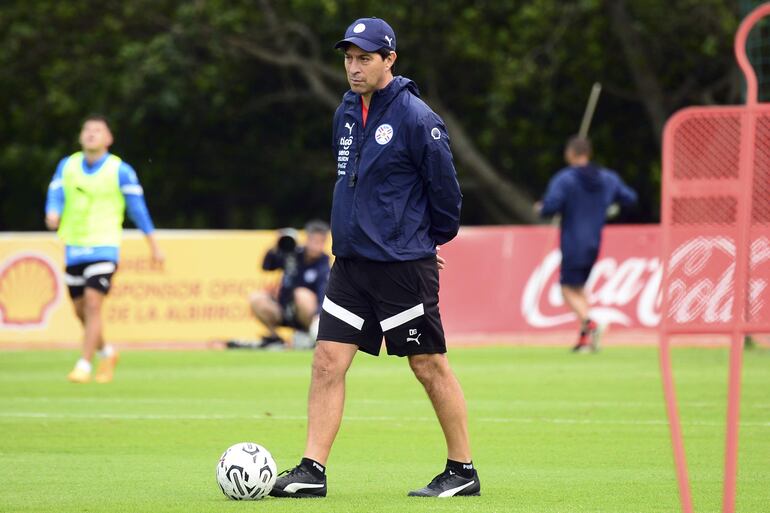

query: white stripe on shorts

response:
[380,303,425,332]
[322,297,365,330]
[83,262,117,279]
[64,274,86,286]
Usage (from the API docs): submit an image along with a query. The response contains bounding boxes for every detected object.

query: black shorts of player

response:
[65,261,118,299]
[559,261,595,287]
[317,257,446,357]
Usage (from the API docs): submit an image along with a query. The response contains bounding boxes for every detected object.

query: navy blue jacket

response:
[263,248,330,309]
[540,164,637,266]
[331,76,462,261]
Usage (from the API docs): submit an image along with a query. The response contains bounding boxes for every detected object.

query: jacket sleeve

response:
[119,163,156,234]
[262,249,284,271]
[332,105,342,156]
[415,112,462,245]
[45,158,67,216]
[611,172,638,207]
[539,173,568,218]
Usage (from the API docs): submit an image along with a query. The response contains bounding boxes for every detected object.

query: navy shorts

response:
[65,261,117,299]
[560,263,593,287]
[317,257,446,357]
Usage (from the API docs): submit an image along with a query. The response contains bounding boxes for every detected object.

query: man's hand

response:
[436,246,446,271]
[533,201,543,216]
[45,213,60,231]
[146,234,165,268]
[151,246,165,267]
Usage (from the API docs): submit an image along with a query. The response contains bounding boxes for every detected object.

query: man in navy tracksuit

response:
[537,136,638,352]
[271,17,479,499]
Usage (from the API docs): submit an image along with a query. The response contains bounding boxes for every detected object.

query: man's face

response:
[79,120,113,153]
[344,45,395,96]
[565,148,584,166]
[305,232,328,259]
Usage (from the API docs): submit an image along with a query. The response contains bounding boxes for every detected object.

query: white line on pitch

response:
[0,411,768,428]
[2,397,767,410]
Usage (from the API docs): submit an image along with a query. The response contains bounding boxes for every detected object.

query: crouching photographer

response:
[236,220,331,350]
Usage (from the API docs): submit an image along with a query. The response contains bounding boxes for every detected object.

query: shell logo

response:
[0,253,60,327]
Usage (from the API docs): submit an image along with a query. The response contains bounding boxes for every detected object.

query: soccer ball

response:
[216,442,277,500]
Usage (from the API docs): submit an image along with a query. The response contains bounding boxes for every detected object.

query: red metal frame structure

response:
[659,4,770,513]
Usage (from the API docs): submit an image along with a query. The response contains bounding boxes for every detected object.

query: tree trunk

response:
[608,0,668,147]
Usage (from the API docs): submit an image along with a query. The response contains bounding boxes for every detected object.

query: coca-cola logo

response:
[750,237,770,321]
[666,236,769,325]
[521,250,661,328]
[666,237,734,324]
[521,236,769,329]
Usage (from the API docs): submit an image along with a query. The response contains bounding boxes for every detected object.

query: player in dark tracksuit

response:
[271,17,480,499]
[537,136,638,352]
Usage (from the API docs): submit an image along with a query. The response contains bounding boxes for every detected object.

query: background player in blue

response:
[270,18,479,499]
[245,221,330,350]
[45,115,163,383]
[536,136,638,352]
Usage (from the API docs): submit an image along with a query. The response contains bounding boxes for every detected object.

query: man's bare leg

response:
[406,352,480,497]
[561,285,589,322]
[82,288,105,362]
[293,287,319,330]
[248,291,282,338]
[67,289,106,382]
[408,353,471,462]
[561,285,601,350]
[73,296,105,353]
[303,341,358,465]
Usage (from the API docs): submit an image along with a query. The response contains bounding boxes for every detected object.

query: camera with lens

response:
[276,228,299,254]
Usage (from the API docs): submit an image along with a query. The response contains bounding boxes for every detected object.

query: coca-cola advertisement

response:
[438,225,769,343]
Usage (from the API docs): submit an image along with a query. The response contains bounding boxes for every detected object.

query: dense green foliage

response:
[0,1,748,229]
[1,346,769,512]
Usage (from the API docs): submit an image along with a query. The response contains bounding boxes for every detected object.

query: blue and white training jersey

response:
[45,152,156,266]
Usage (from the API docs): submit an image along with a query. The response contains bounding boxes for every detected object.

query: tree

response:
[0,0,743,230]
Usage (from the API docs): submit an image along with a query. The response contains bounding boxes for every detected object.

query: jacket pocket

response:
[383,201,404,249]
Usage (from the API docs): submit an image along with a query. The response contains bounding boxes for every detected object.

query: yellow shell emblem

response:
[0,255,59,326]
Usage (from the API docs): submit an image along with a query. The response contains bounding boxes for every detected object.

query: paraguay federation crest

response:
[374,123,394,145]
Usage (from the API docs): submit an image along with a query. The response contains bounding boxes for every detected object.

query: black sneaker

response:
[269,464,326,498]
[258,335,286,350]
[225,339,261,350]
[408,468,480,497]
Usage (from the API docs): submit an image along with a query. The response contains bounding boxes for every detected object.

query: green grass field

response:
[0,346,768,513]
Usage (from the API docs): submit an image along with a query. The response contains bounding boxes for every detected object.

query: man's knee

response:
[409,354,449,385]
[249,291,267,307]
[249,291,275,313]
[312,342,352,382]
[293,288,318,326]
[293,287,317,310]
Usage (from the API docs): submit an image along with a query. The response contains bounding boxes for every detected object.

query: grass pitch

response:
[0,346,768,513]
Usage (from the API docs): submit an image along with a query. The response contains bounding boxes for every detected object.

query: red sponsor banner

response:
[2,227,766,346]
[439,225,662,339]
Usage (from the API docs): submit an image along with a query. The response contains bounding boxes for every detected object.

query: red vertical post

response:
[722,332,745,513]
[721,4,770,511]
[659,334,694,513]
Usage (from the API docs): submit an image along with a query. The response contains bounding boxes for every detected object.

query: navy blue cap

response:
[334,17,396,52]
